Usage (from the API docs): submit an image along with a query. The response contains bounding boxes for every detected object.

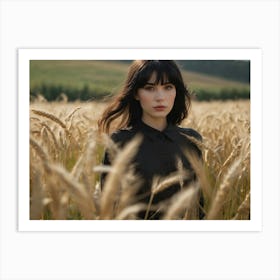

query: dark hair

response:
[98,60,192,133]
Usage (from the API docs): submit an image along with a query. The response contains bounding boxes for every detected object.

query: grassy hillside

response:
[30,60,128,95]
[30,60,250,101]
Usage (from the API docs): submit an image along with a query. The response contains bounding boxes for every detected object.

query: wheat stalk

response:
[40,122,60,159]
[144,171,191,219]
[32,109,67,129]
[65,107,81,122]
[30,167,45,220]
[113,170,142,215]
[232,191,250,220]
[47,164,96,219]
[32,109,75,144]
[183,149,211,201]
[30,137,51,173]
[99,135,142,219]
[206,158,242,220]
[116,203,147,220]
[163,183,199,220]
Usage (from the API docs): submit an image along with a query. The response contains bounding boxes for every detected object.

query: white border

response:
[18,48,262,232]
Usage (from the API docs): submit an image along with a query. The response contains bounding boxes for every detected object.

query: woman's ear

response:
[134,93,139,101]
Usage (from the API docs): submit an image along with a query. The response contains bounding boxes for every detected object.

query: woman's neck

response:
[141,116,167,131]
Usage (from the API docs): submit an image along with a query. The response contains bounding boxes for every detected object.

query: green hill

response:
[30,60,250,102]
[116,60,250,83]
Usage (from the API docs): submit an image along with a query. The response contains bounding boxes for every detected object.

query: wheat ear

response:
[47,164,96,219]
[184,149,211,201]
[206,158,242,220]
[163,183,199,220]
[99,135,142,219]
[232,191,250,220]
[32,109,73,141]
[144,171,191,219]
[116,203,147,220]
[30,137,51,173]
[65,107,81,122]
[41,122,60,155]
[32,109,67,129]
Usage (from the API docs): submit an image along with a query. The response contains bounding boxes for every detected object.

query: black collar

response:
[134,120,178,142]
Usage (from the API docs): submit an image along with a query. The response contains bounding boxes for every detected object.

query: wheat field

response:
[29,99,250,220]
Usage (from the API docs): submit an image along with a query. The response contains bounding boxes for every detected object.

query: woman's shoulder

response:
[110,127,137,144]
[176,127,203,157]
[177,127,203,142]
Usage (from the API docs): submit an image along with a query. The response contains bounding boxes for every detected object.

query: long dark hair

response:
[98,60,192,133]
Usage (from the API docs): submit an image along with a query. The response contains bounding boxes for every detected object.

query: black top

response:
[101,120,204,219]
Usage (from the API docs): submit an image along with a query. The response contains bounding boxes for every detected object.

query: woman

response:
[98,60,204,219]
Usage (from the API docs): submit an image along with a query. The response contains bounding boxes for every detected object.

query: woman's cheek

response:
[169,92,176,107]
[139,93,152,106]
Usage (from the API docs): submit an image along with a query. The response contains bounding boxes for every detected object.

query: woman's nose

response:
[155,88,165,100]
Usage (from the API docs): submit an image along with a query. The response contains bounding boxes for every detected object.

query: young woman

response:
[98,60,204,219]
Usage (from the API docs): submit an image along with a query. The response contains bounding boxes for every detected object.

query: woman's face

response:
[135,72,176,123]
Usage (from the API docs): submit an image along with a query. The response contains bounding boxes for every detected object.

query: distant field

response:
[30,60,250,101]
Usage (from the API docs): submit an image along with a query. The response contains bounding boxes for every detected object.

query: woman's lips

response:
[153,106,166,111]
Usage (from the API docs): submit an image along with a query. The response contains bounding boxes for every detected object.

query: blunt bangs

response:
[135,61,184,89]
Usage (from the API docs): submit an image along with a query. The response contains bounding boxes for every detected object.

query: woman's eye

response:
[165,84,174,90]
[144,86,154,91]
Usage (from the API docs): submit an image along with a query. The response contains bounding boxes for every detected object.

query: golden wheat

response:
[29,100,250,220]
[163,183,199,220]
[99,134,143,219]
